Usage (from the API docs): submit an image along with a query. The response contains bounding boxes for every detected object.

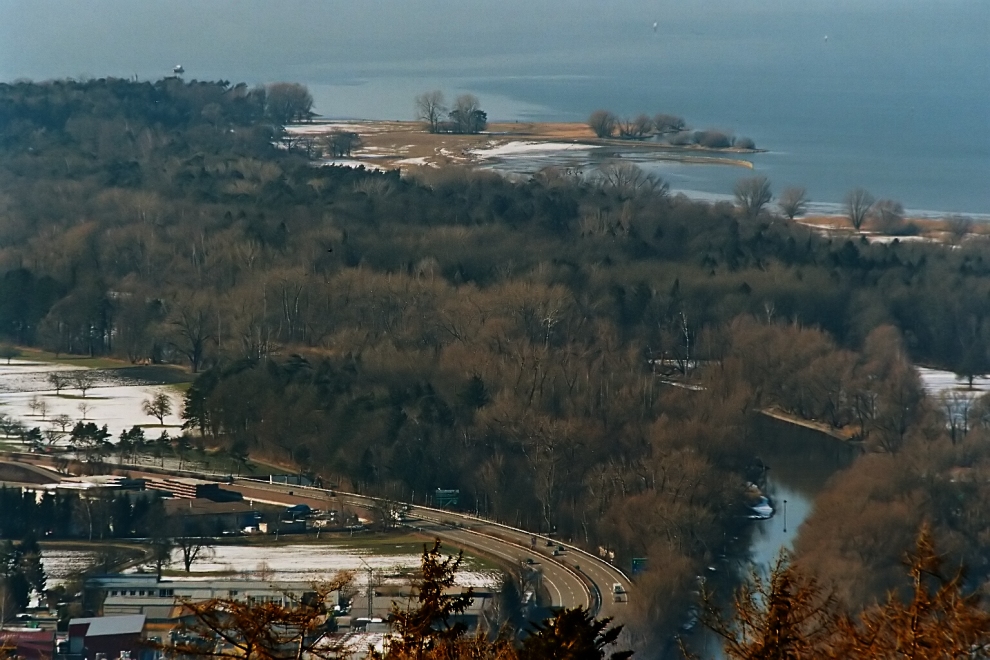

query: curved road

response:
[230,478,631,621]
[0,455,630,621]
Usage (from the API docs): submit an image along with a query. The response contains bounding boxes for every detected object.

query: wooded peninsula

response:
[2,77,990,653]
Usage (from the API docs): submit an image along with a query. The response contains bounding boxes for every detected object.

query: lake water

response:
[2,1,986,215]
[745,415,859,569]
[686,416,858,658]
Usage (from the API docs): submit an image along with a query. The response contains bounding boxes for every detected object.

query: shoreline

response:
[289,120,988,220]
[796,214,990,245]
[286,119,759,173]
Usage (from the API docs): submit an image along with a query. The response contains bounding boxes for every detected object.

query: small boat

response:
[749,496,774,520]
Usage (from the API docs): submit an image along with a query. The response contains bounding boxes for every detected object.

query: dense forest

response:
[2,78,990,654]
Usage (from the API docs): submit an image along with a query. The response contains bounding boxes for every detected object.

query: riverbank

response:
[286,120,760,172]
[759,408,859,442]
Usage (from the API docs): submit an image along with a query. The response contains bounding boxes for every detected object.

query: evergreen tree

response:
[388,540,475,657]
[0,540,29,613]
[521,608,632,660]
[17,533,46,597]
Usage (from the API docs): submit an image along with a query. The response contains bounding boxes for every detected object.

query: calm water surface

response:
[746,416,859,569]
[1,0,987,214]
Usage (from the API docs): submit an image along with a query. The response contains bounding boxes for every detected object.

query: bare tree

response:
[946,214,973,244]
[588,110,617,138]
[143,392,174,425]
[372,495,405,531]
[634,114,653,137]
[148,533,173,579]
[415,90,447,133]
[734,176,773,217]
[52,414,72,432]
[778,186,809,220]
[169,297,215,373]
[0,345,19,364]
[595,161,669,199]
[175,535,215,573]
[72,371,97,397]
[323,131,360,158]
[263,82,313,124]
[844,188,875,231]
[448,94,486,134]
[255,561,274,581]
[653,113,686,134]
[43,426,65,448]
[938,390,973,443]
[969,392,990,430]
[47,372,69,395]
[618,115,652,139]
[869,199,905,233]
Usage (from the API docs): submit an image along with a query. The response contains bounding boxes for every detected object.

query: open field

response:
[0,359,187,441]
[917,367,990,395]
[286,120,759,173]
[134,535,500,588]
[40,542,146,587]
[797,214,990,245]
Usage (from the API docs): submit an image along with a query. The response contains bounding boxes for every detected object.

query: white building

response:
[87,574,341,622]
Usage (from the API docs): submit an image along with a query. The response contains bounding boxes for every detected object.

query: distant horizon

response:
[3,0,987,213]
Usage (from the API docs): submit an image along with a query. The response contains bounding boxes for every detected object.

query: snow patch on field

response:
[866,235,936,245]
[149,544,498,588]
[470,141,596,158]
[286,122,390,136]
[0,361,183,440]
[393,157,434,168]
[917,367,990,396]
[43,548,98,587]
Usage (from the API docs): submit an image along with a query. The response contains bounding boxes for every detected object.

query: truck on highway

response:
[612,583,625,602]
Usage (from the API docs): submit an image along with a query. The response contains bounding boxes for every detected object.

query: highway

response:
[230,478,632,621]
[0,454,631,621]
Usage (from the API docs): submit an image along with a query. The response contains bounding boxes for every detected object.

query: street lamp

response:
[782,499,788,534]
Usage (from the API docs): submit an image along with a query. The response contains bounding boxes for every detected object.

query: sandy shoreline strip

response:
[285,120,759,172]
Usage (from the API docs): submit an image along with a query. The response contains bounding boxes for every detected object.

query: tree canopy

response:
[1,78,989,652]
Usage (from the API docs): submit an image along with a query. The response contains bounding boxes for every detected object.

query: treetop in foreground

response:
[698,526,990,660]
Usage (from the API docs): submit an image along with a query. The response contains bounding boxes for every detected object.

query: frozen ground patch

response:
[917,367,990,396]
[469,141,596,158]
[286,122,391,136]
[866,235,936,245]
[147,544,498,589]
[43,548,98,587]
[392,157,435,168]
[0,362,83,394]
[0,361,184,440]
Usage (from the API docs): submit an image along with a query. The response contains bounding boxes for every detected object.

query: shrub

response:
[695,130,733,149]
[588,110,617,138]
[667,131,695,146]
[653,113,686,134]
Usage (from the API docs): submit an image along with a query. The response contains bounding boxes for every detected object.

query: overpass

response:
[0,453,633,620]
[229,478,633,621]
